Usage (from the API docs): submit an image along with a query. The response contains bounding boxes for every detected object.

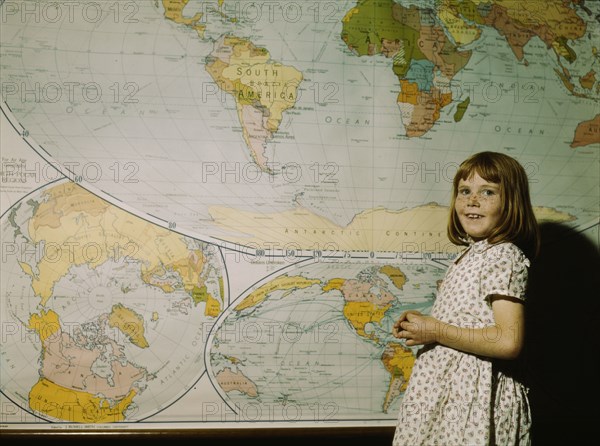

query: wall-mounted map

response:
[1,0,598,429]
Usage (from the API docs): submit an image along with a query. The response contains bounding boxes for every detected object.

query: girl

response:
[392,151,540,445]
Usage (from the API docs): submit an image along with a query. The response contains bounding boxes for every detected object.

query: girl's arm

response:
[392,295,525,360]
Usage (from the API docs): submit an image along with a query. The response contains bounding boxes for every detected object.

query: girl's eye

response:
[482,189,496,197]
[458,188,470,195]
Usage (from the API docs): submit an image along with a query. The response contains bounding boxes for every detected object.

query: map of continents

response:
[0,0,598,428]
[162,0,598,247]
[209,259,447,420]
[1,182,225,422]
[342,0,598,144]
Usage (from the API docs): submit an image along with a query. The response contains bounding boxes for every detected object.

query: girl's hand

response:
[393,311,439,346]
[392,296,526,359]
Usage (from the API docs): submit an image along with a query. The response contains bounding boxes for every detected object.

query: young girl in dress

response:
[392,151,540,446]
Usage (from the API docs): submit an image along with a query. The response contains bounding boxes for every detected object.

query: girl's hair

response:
[448,151,540,259]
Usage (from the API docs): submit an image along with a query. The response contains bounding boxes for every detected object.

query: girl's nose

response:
[468,194,479,206]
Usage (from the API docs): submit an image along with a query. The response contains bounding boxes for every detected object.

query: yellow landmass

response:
[323,278,345,292]
[224,355,242,365]
[205,294,221,317]
[210,203,450,252]
[209,35,304,123]
[28,309,60,342]
[223,60,302,131]
[170,249,207,295]
[206,35,302,170]
[384,344,415,385]
[209,203,576,252]
[18,260,36,279]
[552,40,573,60]
[163,0,199,24]
[382,343,415,412]
[30,182,108,231]
[23,183,210,306]
[438,6,481,46]
[534,206,576,223]
[192,284,209,304]
[29,378,136,423]
[498,0,586,59]
[399,80,419,105]
[379,265,406,289]
[343,301,390,339]
[342,7,360,23]
[498,0,574,26]
[235,275,320,311]
[108,304,149,349]
[162,0,206,37]
[191,283,221,316]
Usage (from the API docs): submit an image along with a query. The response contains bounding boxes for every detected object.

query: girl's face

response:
[455,172,502,241]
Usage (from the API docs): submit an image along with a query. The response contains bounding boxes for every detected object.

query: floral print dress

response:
[393,240,532,446]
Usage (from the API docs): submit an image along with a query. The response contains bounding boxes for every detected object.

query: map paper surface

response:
[1,0,598,430]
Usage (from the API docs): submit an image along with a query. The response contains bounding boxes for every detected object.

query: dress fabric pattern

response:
[392,240,532,446]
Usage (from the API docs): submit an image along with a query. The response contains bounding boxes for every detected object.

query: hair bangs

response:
[455,153,502,185]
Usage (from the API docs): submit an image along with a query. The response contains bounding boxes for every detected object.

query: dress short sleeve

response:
[480,243,530,301]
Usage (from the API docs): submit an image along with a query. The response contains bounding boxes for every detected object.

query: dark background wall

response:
[526,222,600,444]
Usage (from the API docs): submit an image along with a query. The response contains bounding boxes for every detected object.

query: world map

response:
[209,259,444,420]
[1,182,225,422]
[1,0,598,429]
